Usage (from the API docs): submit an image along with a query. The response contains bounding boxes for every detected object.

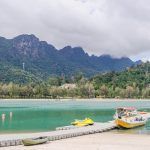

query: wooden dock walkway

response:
[0,121,117,147]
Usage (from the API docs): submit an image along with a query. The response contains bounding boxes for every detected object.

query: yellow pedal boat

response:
[71,118,94,127]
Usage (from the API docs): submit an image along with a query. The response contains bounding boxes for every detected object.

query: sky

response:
[0,0,150,61]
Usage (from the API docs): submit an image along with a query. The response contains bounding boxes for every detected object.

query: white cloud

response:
[0,0,150,60]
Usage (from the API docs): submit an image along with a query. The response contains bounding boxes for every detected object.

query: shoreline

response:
[2,132,150,150]
[0,98,150,102]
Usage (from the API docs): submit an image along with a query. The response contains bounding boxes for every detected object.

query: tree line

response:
[0,62,149,99]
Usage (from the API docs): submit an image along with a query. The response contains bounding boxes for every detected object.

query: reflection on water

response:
[0,100,150,134]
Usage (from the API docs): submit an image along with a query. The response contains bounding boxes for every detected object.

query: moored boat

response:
[114,107,147,129]
[115,117,146,129]
[22,136,48,146]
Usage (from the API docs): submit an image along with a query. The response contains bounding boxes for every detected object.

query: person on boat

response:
[118,112,122,118]
[126,111,130,117]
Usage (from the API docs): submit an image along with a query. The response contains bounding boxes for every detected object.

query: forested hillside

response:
[0,62,149,99]
[91,62,150,98]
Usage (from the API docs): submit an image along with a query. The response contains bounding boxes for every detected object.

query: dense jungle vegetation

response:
[0,62,149,99]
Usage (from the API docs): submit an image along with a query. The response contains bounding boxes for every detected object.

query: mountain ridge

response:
[0,34,142,83]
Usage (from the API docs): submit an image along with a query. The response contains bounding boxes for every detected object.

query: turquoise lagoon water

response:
[0,99,150,134]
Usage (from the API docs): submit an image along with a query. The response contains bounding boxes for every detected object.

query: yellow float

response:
[71,118,94,127]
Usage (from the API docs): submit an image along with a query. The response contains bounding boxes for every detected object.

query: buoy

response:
[2,114,6,123]
[2,114,5,119]
[10,112,13,118]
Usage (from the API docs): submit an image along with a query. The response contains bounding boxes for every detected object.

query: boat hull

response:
[115,119,146,129]
[22,137,48,146]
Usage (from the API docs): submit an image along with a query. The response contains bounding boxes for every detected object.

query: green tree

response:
[142,87,150,98]
[125,86,135,98]
[99,85,109,98]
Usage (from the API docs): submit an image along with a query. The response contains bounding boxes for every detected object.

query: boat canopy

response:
[117,107,136,111]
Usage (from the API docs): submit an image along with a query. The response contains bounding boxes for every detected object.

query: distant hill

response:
[90,62,150,98]
[0,34,142,83]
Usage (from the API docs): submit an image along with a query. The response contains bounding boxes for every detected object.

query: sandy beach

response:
[2,132,150,150]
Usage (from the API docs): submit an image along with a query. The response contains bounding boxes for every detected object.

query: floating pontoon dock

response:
[0,121,116,147]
